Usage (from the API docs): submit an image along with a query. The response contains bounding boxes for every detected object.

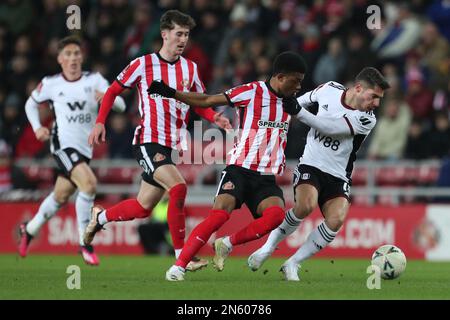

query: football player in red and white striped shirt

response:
[148,51,307,281]
[85,10,231,271]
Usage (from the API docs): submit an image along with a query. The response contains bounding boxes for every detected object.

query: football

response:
[371,245,407,280]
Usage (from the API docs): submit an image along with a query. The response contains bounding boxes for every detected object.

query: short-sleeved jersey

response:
[298,81,377,182]
[224,81,291,175]
[116,53,205,150]
[31,72,109,159]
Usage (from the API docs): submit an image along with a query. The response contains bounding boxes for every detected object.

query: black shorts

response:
[293,164,350,209]
[133,143,175,189]
[215,165,284,218]
[53,148,90,179]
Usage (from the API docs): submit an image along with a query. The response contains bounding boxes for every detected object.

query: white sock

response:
[222,236,233,250]
[98,211,108,225]
[76,191,95,246]
[26,192,61,236]
[175,249,182,259]
[260,208,302,253]
[287,221,337,265]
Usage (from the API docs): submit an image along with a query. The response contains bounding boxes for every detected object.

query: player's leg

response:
[153,164,188,259]
[83,143,169,245]
[70,161,103,265]
[248,183,318,271]
[70,162,97,245]
[214,173,286,271]
[84,180,165,245]
[19,176,75,257]
[166,193,235,280]
[166,166,242,280]
[285,197,349,267]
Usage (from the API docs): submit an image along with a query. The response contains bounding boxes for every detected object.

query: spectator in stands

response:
[1,93,24,152]
[0,139,12,193]
[107,113,134,159]
[404,119,430,159]
[427,0,450,42]
[371,2,422,60]
[342,31,377,84]
[313,37,346,85]
[368,95,411,160]
[417,21,450,89]
[0,0,34,37]
[427,111,450,159]
[405,67,434,122]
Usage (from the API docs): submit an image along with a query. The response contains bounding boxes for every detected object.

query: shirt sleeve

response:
[116,57,142,88]
[296,83,327,107]
[191,62,206,93]
[343,111,377,136]
[223,83,256,108]
[30,77,51,103]
[95,72,110,92]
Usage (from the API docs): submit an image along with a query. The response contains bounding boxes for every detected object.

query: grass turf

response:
[1,254,449,300]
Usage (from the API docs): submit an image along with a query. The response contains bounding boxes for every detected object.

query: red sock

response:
[167,184,187,250]
[105,199,149,221]
[176,209,229,269]
[230,206,284,246]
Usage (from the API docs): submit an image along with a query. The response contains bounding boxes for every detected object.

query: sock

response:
[26,192,61,236]
[175,249,182,259]
[230,206,284,246]
[76,191,95,246]
[176,209,229,269]
[222,236,232,250]
[288,221,337,265]
[260,208,303,253]
[105,199,150,221]
[167,184,187,250]
[98,211,108,225]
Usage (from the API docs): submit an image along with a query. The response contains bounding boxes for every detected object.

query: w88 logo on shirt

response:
[313,130,340,151]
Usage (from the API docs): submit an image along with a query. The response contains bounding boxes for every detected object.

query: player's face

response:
[57,44,83,76]
[162,24,190,57]
[279,72,304,97]
[356,84,384,111]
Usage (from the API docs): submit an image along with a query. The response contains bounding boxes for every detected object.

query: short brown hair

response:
[57,35,82,52]
[160,10,196,31]
[356,67,390,90]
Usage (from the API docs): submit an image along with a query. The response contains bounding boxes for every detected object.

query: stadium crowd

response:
[0,0,449,192]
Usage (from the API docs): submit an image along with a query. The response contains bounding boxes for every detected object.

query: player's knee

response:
[81,177,97,195]
[325,215,344,232]
[135,199,152,216]
[293,200,315,218]
[169,183,187,197]
[53,191,70,205]
[263,206,285,228]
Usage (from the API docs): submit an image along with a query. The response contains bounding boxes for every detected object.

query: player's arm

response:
[26,79,51,141]
[147,80,228,107]
[89,80,125,146]
[24,97,50,142]
[296,83,326,109]
[95,73,127,113]
[297,108,376,136]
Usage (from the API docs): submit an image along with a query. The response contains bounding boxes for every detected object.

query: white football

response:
[371,244,407,280]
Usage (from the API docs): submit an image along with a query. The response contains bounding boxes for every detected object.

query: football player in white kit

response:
[248,67,390,280]
[18,36,126,265]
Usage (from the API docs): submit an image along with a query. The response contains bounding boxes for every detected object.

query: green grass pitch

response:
[1,254,449,300]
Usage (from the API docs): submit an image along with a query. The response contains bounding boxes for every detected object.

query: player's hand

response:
[95,90,105,104]
[213,111,232,132]
[147,80,176,98]
[282,97,302,115]
[35,127,50,142]
[88,123,106,146]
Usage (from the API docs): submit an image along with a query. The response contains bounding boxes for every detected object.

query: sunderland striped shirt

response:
[116,53,205,150]
[224,81,291,175]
